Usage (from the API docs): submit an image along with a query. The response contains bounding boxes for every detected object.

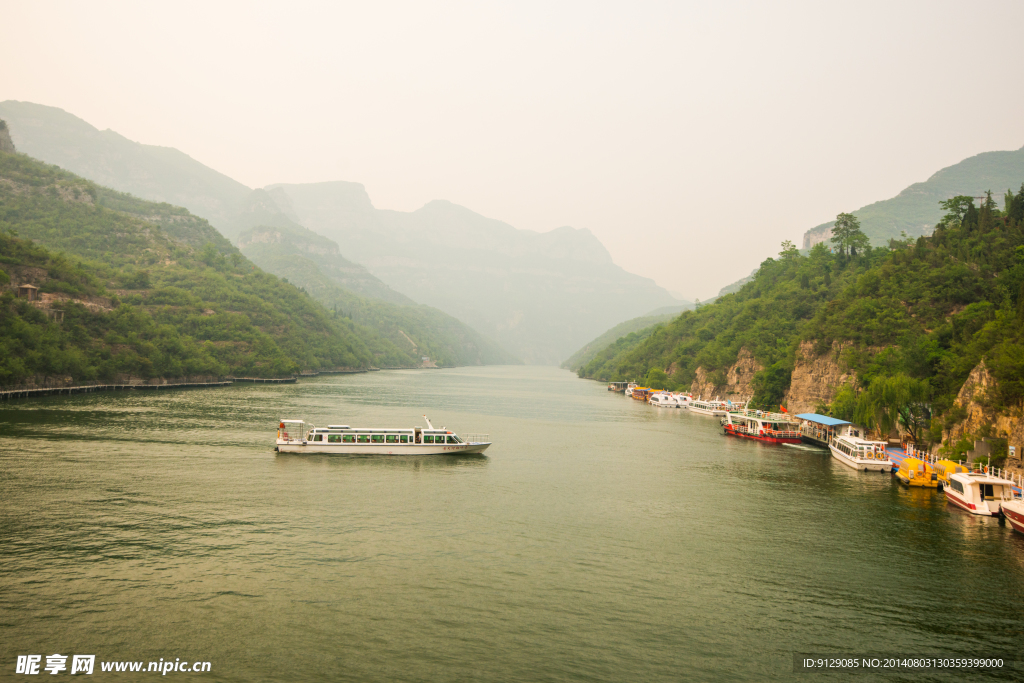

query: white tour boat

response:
[829,435,892,471]
[688,397,729,416]
[674,393,694,408]
[275,416,491,455]
[943,469,1017,516]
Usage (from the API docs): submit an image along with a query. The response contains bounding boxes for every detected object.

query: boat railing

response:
[763,428,802,438]
[463,433,489,443]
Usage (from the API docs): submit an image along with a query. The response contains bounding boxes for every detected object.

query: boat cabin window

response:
[424,435,434,444]
[446,435,457,444]
[328,434,341,443]
[981,483,995,500]
[400,435,408,443]
[357,435,370,444]
[343,435,355,443]
[371,435,384,443]
[386,435,396,443]
[313,434,323,442]
[951,479,965,494]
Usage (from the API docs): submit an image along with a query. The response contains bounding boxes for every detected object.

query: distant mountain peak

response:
[802,144,1024,249]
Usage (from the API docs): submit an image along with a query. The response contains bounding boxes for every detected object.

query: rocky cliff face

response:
[942,361,1024,473]
[689,347,761,399]
[783,340,856,414]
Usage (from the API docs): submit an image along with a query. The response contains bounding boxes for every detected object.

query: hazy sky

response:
[4,0,1024,300]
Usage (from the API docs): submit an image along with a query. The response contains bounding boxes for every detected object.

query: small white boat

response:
[276,415,491,455]
[829,435,892,471]
[943,469,1017,516]
[675,393,693,409]
[649,392,678,408]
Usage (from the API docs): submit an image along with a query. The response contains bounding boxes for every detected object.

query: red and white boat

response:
[1003,497,1024,534]
[943,469,1017,516]
[722,409,802,444]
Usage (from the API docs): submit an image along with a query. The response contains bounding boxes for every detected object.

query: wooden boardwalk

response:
[0,381,234,401]
[227,377,298,384]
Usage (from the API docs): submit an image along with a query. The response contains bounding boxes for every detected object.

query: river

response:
[2,366,1023,681]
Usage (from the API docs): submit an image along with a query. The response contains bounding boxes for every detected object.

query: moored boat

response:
[895,456,939,488]
[794,413,864,447]
[275,416,491,455]
[1002,497,1024,534]
[934,459,970,490]
[629,386,652,401]
[722,409,802,444]
[649,392,678,408]
[829,435,892,471]
[689,397,729,416]
[943,469,1016,516]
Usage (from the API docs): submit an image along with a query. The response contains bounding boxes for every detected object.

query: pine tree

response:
[978,191,996,233]
[1010,184,1024,226]
[962,201,979,232]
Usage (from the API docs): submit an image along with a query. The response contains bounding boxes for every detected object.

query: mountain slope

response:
[238,222,519,366]
[0,144,427,382]
[561,313,675,372]
[3,100,685,364]
[0,100,252,238]
[267,182,682,364]
[802,145,1024,248]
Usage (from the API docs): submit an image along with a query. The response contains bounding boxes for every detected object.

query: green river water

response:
[2,366,1023,681]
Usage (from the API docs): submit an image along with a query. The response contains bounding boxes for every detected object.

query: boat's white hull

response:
[689,407,726,416]
[276,441,491,455]
[829,444,892,471]
[943,487,1001,516]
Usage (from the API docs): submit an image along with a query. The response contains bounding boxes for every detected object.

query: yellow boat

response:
[895,457,939,488]
[934,459,970,490]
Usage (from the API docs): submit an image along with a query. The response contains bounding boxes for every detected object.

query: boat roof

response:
[795,413,850,427]
[281,419,305,424]
[950,471,1015,485]
[835,434,886,446]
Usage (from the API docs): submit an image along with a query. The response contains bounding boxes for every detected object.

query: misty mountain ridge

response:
[0,100,686,363]
[0,101,251,236]
[803,144,1024,248]
[235,189,416,306]
[264,182,681,363]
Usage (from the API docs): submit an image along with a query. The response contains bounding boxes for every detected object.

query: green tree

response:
[939,195,976,227]
[861,374,932,444]
[831,213,869,256]
[645,367,671,390]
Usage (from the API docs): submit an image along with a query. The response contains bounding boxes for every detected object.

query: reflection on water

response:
[274,452,489,470]
[1,366,1023,682]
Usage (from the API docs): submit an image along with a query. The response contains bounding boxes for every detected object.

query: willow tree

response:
[857,374,932,443]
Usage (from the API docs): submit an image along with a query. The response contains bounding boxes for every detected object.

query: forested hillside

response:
[580,190,1024,448]
[561,312,675,371]
[0,145,433,386]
